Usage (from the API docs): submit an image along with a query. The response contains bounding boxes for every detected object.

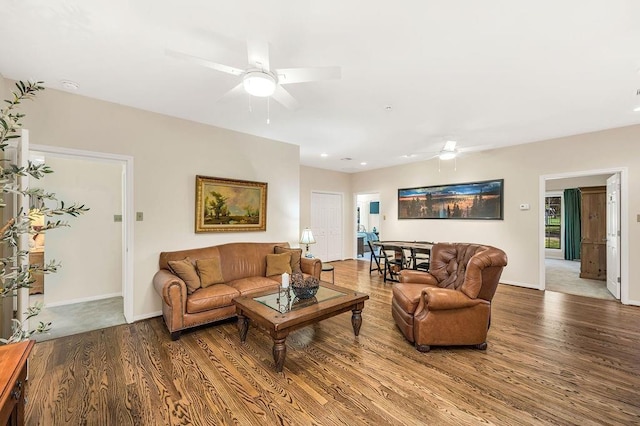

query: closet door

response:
[579,186,606,280]
[310,192,343,262]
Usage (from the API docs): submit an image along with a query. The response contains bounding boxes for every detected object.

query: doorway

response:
[27,145,134,339]
[540,168,628,303]
[355,193,380,260]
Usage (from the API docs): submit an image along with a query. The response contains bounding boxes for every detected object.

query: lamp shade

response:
[299,228,316,245]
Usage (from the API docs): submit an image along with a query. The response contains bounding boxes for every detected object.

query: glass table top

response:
[254,286,346,314]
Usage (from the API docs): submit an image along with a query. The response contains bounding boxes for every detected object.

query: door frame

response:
[538,167,628,304]
[30,144,134,322]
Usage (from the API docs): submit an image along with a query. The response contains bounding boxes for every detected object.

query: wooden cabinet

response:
[580,186,606,280]
[0,340,35,426]
[28,251,44,295]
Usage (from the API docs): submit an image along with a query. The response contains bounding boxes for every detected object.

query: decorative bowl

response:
[291,276,320,299]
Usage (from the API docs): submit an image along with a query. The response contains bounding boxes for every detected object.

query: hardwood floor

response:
[25,260,640,425]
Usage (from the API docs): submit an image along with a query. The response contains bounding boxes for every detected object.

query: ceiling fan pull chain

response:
[267,97,270,124]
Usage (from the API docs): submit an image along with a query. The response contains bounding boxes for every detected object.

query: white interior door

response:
[606,173,621,299]
[310,192,342,261]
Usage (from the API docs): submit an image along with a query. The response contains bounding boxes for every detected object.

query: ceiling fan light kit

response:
[438,150,457,160]
[243,71,277,97]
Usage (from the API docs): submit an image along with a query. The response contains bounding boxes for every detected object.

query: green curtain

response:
[564,188,581,260]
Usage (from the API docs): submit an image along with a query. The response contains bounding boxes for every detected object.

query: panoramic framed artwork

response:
[398,179,504,220]
[195,175,267,233]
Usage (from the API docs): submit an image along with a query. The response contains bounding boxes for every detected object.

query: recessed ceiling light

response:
[401,154,417,158]
[60,80,79,90]
[360,162,367,166]
[385,105,392,111]
[320,153,328,157]
[341,157,352,161]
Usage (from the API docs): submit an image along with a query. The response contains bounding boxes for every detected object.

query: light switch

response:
[637,214,640,223]
[114,214,122,222]
[519,203,530,211]
[136,212,144,221]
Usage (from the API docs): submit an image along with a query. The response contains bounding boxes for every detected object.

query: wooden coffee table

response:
[234,282,369,372]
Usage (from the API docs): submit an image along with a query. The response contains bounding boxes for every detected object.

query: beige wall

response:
[546,175,608,191]
[12,80,301,320]
[346,126,640,303]
[41,155,123,305]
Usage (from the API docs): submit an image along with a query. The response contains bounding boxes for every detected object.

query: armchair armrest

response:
[422,287,487,310]
[399,270,439,286]
[301,257,322,279]
[153,269,187,309]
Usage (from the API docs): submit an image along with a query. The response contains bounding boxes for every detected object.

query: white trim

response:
[134,311,162,322]
[43,292,122,308]
[30,144,135,322]
[539,167,629,304]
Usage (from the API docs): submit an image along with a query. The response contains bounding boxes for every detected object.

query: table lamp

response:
[299,228,316,258]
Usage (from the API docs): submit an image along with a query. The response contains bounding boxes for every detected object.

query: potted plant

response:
[0,80,88,344]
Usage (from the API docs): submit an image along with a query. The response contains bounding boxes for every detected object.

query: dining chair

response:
[381,244,405,283]
[368,240,385,274]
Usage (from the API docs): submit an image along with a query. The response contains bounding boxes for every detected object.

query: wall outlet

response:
[136,212,144,221]
[519,203,530,211]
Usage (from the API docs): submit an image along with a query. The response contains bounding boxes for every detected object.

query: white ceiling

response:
[2,1,640,172]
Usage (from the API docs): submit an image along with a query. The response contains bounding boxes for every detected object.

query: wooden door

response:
[579,186,606,280]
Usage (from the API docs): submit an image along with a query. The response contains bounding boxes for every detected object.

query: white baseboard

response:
[42,292,123,308]
[134,311,162,322]
[623,298,640,307]
[500,280,541,290]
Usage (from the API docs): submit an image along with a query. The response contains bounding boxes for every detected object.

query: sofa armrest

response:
[422,287,486,311]
[153,269,187,309]
[301,257,322,279]
[399,270,439,286]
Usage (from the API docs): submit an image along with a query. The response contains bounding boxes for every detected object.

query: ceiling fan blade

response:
[247,39,270,71]
[443,140,457,151]
[165,49,244,76]
[271,86,300,110]
[216,82,246,103]
[276,66,341,84]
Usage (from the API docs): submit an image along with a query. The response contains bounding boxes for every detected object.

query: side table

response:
[321,263,335,284]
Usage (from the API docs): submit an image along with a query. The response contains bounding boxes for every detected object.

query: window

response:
[545,196,562,249]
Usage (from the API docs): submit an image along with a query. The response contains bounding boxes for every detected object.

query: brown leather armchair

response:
[392,243,507,352]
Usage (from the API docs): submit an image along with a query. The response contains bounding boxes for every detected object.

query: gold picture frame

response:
[195,175,267,233]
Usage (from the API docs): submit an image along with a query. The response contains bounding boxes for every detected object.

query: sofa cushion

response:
[168,257,201,294]
[228,276,280,296]
[266,252,292,276]
[186,284,240,314]
[274,246,302,274]
[197,257,225,288]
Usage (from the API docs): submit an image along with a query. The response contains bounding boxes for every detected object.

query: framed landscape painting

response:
[398,179,504,220]
[195,175,267,232]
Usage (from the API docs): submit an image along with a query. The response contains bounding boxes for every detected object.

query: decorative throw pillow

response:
[274,246,302,274]
[265,252,292,277]
[168,257,201,294]
[196,257,225,288]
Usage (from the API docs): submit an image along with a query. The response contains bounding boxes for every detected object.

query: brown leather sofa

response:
[392,243,507,352]
[153,242,321,340]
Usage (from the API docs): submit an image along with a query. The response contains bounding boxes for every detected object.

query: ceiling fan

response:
[166,40,341,110]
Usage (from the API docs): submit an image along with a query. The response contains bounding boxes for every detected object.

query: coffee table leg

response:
[273,337,287,372]
[351,308,363,336]
[237,313,249,342]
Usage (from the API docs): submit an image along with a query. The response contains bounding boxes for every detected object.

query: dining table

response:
[371,240,434,273]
